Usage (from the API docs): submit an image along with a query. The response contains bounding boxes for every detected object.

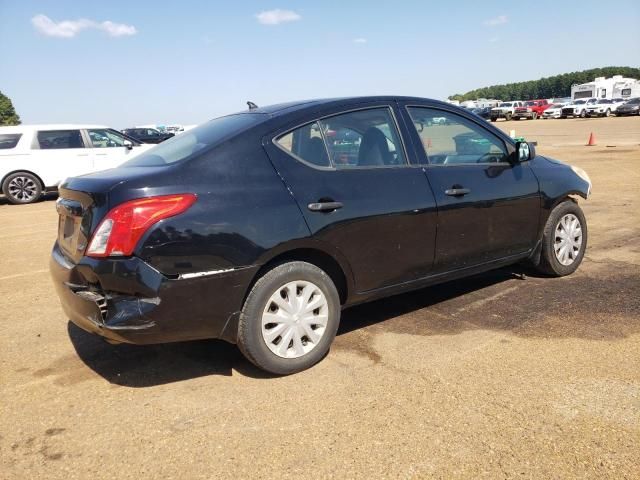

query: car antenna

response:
[247,101,259,110]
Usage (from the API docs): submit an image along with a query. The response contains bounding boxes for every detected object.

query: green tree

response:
[0,91,21,125]
[451,66,640,101]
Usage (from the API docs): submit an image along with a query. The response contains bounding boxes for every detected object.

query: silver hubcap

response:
[8,176,38,202]
[261,280,329,359]
[554,213,583,266]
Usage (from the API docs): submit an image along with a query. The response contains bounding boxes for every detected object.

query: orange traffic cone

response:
[586,132,596,146]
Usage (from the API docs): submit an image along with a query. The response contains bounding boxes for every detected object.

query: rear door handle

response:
[308,201,343,212]
[445,188,471,197]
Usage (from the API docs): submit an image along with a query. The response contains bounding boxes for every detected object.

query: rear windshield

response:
[498,103,512,107]
[0,133,22,149]
[121,114,264,167]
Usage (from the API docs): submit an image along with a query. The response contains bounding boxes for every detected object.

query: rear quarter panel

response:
[134,133,312,277]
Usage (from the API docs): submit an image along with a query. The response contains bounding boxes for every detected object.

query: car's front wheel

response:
[2,172,42,205]
[238,261,341,375]
[536,200,587,276]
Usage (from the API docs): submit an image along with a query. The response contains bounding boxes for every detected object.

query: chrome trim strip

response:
[178,268,236,280]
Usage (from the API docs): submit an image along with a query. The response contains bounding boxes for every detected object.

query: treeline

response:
[449,66,640,102]
[0,91,21,125]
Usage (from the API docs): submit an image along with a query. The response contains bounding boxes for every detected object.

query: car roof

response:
[232,96,460,118]
[0,124,108,133]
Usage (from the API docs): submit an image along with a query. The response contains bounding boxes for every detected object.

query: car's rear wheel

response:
[2,172,42,205]
[237,261,341,375]
[536,200,587,277]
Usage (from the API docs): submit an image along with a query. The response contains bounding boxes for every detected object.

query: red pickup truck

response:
[513,100,550,120]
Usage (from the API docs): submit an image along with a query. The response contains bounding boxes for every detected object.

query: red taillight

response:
[86,194,197,258]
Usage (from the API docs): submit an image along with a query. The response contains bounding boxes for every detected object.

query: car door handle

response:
[308,201,343,212]
[445,188,471,197]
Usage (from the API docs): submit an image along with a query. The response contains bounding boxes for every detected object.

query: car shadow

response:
[68,265,537,387]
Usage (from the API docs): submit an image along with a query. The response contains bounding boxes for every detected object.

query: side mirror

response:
[515,141,536,162]
[123,140,133,150]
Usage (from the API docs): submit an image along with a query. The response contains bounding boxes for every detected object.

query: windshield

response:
[525,101,536,106]
[596,99,612,104]
[626,98,640,104]
[574,100,586,105]
[498,103,512,107]
[121,114,264,167]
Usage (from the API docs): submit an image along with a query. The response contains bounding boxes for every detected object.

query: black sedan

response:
[122,127,174,144]
[615,97,640,116]
[50,96,592,374]
[469,106,492,119]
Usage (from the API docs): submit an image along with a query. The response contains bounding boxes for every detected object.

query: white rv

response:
[571,75,640,100]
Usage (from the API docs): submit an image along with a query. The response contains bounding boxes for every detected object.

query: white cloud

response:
[489,37,499,43]
[31,14,137,38]
[483,15,508,26]
[255,9,301,25]
[353,38,367,44]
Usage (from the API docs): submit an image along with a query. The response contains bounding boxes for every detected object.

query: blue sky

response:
[1,0,639,127]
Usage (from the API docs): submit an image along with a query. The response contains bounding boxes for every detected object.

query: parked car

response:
[615,97,640,116]
[513,100,551,120]
[0,125,152,204]
[470,107,492,120]
[50,96,591,374]
[561,98,598,118]
[586,98,627,117]
[541,104,565,119]
[122,127,174,144]
[490,101,524,121]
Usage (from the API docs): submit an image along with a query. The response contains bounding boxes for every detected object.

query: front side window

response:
[319,108,406,168]
[0,133,22,149]
[37,130,84,149]
[407,107,509,165]
[88,129,129,148]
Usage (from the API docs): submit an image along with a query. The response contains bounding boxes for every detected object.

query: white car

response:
[0,125,153,204]
[561,98,598,118]
[586,98,627,117]
[542,104,565,119]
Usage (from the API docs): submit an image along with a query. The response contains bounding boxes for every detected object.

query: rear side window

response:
[36,130,84,149]
[122,114,264,167]
[0,133,22,149]
[275,107,407,169]
[319,108,406,168]
[276,122,330,167]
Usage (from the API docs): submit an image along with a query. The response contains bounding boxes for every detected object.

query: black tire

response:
[505,112,512,121]
[579,109,586,118]
[2,172,42,205]
[532,112,538,120]
[490,117,497,122]
[604,109,611,117]
[237,261,341,375]
[536,200,588,277]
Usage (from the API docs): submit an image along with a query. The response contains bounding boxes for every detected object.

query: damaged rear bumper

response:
[50,244,258,344]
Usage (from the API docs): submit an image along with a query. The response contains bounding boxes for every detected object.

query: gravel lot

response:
[1,116,639,479]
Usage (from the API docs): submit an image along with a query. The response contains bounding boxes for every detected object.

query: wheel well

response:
[247,249,349,305]
[1,170,45,191]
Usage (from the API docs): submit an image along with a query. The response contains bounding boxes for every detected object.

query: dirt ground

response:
[1,116,639,479]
